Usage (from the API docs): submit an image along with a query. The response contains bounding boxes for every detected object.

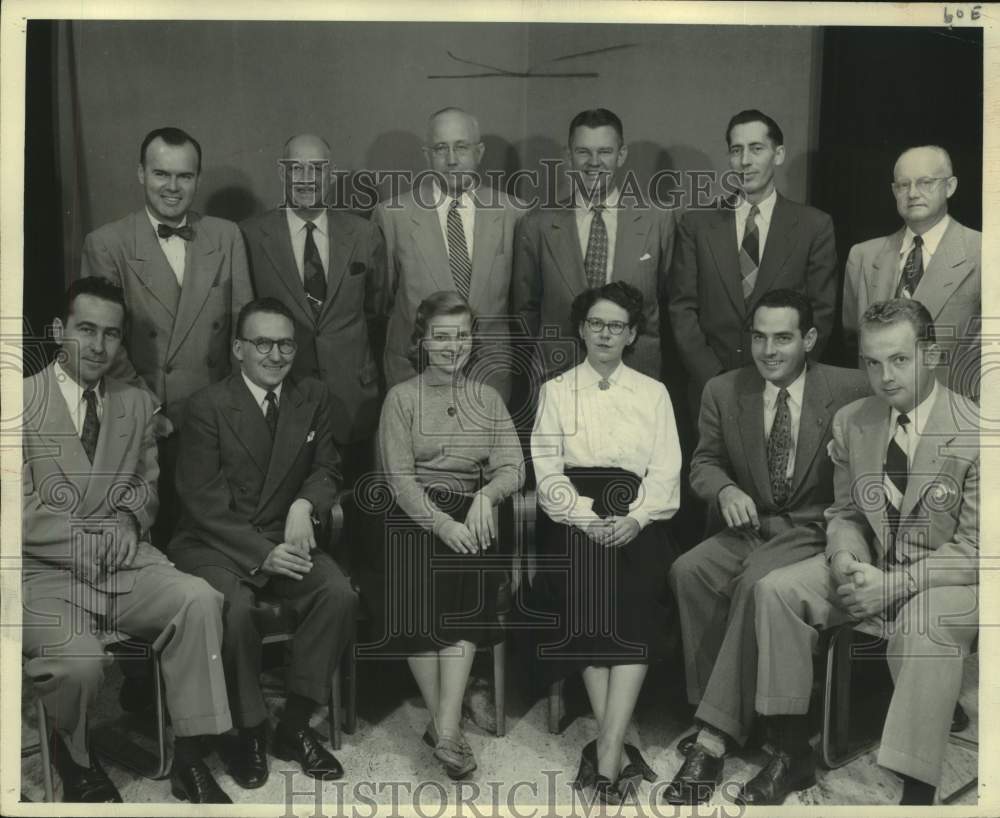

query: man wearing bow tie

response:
[81,126,252,546]
[842,146,981,400]
[169,297,357,789]
[740,299,978,806]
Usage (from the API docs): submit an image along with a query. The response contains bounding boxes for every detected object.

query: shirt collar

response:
[574,185,621,214]
[241,371,282,409]
[432,179,476,212]
[53,360,104,412]
[145,206,188,234]
[571,358,637,392]
[890,379,938,437]
[762,363,807,408]
[902,213,950,257]
[737,188,777,223]
[286,206,329,236]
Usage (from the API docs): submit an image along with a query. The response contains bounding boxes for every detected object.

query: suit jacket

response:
[668,194,837,394]
[825,385,979,591]
[374,184,524,400]
[81,209,253,426]
[21,365,168,610]
[512,201,676,381]
[691,363,871,532]
[168,373,341,587]
[842,218,981,399]
[241,209,386,443]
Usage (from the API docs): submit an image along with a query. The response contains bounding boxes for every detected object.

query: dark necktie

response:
[583,205,608,290]
[739,204,760,300]
[884,413,910,542]
[81,387,100,464]
[446,198,473,300]
[767,387,792,505]
[895,235,924,299]
[264,391,279,439]
[303,221,327,316]
[156,223,194,241]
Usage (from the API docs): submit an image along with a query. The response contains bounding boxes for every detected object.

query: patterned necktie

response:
[767,387,792,505]
[883,413,910,542]
[80,387,100,464]
[303,221,327,316]
[446,198,473,300]
[895,235,924,299]
[583,206,608,290]
[264,391,279,439]
[739,204,761,301]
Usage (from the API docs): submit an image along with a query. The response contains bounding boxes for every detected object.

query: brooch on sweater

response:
[598,379,611,391]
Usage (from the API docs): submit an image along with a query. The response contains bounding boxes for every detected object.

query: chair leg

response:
[36,700,54,803]
[344,641,357,735]
[329,665,343,751]
[492,640,506,737]
[152,652,170,778]
[548,679,563,734]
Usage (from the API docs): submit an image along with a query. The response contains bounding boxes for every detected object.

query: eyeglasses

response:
[239,337,297,355]
[584,318,629,335]
[427,142,478,159]
[890,177,951,196]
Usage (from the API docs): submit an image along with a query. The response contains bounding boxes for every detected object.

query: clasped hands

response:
[261,499,317,580]
[74,511,162,581]
[830,552,908,619]
[438,493,495,555]
[583,515,640,548]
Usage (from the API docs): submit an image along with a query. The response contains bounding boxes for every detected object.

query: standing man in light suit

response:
[81,126,252,546]
[375,107,524,402]
[842,146,981,400]
[512,108,676,382]
[741,299,978,806]
[242,133,386,486]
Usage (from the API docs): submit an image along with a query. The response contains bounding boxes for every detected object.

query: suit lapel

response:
[168,213,221,361]
[79,387,133,518]
[222,376,272,477]
[855,401,892,541]
[611,205,647,285]
[320,211,355,320]
[468,196,503,308]
[257,379,312,511]
[753,195,798,296]
[260,211,314,324]
[128,211,180,319]
[788,366,834,497]
[914,220,975,319]
[706,210,745,316]
[901,389,955,517]
[408,194,452,292]
[38,366,92,500]
[867,230,904,303]
[544,207,588,294]
[736,370,772,503]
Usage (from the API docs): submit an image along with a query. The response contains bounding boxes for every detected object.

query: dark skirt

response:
[356,486,513,656]
[528,467,679,686]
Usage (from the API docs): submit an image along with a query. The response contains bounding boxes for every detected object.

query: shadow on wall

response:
[365,130,424,202]
[202,165,263,222]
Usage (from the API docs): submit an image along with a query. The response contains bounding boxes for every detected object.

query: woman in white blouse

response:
[530,281,682,804]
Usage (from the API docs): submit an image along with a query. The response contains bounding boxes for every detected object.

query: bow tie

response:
[157,223,194,241]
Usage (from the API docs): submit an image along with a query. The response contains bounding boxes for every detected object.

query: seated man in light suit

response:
[169,297,357,789]
[21,278,232,803]
[842,145,980,400]
[664,289,869,805]
[742,298,978,806]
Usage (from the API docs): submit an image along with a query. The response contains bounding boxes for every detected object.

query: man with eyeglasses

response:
[842,145,981,400]
[169,297,358,788]
[375,107,524,401]
[241,133,386,487]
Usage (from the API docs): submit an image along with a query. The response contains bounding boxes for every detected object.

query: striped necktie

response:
[883,413,910,543]
[895,235,924,299]
[739,204,760,300]
[583,205,608,290]
[446,198,472,300]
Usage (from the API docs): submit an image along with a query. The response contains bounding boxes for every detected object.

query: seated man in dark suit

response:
[169,297,357,788]
[22,278,232,803]
[665,289,870,805]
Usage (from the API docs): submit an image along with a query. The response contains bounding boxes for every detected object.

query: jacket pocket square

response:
[350,262,367,276]
[306,430,316,443]
[639,252,652,261]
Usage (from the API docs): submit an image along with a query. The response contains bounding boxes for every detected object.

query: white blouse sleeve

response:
[627,385,681,528]
[530,380,602,528]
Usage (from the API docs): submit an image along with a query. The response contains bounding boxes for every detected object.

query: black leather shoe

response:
[735,750,816,806]
[273,725,344,781]
[593,774,622,806]
[226,730,269,789]
[54,751,122,803]
[572,740,597,791]
[170,758,232,803]
[952,702,970,733]
[662,745,724,805]
[676,731,698,757]
[623,743,657,782]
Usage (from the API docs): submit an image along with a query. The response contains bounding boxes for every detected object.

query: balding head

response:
[426,108,481,146]
[891,145,957,233]
[282,133,332,212]
[423,107,485,196]
[894,145,953,179]
[284,133,332,163]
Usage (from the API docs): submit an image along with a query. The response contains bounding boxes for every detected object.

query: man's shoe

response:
[55,752,122,803]
[226,730,269,789]
[170,758,232,803]
[273,724,344,781]
[662,745,724,805]
[735,750,816,806]
[952,703,970,733]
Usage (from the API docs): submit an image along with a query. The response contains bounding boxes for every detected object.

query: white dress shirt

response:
[898,214,950,293]
[763,366,807,480]
[286,208,330,281]
[575,185,621,282]
[241,372,282,416]
[146,208,188,285]
[735,188,777,256]
[888,380,939,464]
[531,360,681,530]
[434,183,476,258]
[54,361,104,436]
